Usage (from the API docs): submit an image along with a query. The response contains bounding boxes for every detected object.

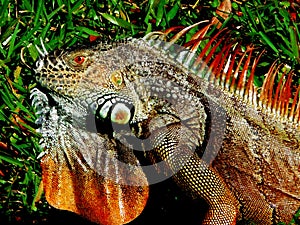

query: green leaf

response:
[27,43,40,61]
[144,0,155,24]
[166,3,179,22]
[47,3,65,20]
[289,26,299,60]
[101,13,137,30]
[1,89,15,110]
[258,31,279,54]
[0,110,9,121]
[71,0,84,13]
[7,22,20,58]
[33,0,44,27]
[75,26,100,36]
[0,0,9,26]
[155,0,165,26]
[0,154,24,167]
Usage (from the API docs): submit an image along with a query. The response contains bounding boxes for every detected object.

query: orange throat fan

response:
[41,153,149,225]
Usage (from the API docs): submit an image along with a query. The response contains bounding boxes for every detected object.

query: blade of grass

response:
[75,26,100,37]
[155,0,166,26]
[101,13,138,30]
[289,26,299,60]
[7,22,20,58]
[33,0,44,27]
[27,43,40,61]
[22,0,32,11]
[166,2,180,22]
[0,155,24,167]
[47,4,65,20]
[0,110,9,121]
[144,0,155,24]
[258,31,279,54]
[71,0,84,13]
[0,0,9,26]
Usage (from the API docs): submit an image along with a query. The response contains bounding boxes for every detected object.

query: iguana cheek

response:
[110,103,131,124]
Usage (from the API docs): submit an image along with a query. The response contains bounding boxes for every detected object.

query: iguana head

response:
[32,40,153,225]
[33,37,209,161]
[34,43,101,96]
[33,38,203,129]
[34,39,164,98]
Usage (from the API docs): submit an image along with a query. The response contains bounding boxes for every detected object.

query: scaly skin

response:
[31,35,300,225]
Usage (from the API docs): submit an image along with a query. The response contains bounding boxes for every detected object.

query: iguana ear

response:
[41,154,149,225]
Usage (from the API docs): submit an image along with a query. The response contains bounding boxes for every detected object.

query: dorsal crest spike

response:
[224,43,241,91]
[236,45,254,98]
[270,61,283,113]
[151,21,299,127]
[217,42,235,88]
[274,71,286,116]
[289,83,300,121]
[244,50,265,105]
[229,47,247,94]
[197,28,229,61]
[281,72,293,119]
[262,62,279,110]
[169,21,209,45]
[184,23,212,52]
[293,85,300,123]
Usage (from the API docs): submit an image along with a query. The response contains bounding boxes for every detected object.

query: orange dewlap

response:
[41,155,149,225]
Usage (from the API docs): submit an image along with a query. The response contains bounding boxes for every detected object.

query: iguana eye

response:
[74,55,85,65]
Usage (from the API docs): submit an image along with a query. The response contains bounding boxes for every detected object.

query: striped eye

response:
[74,55,85,65]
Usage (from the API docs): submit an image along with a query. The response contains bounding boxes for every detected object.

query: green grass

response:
[231,0,300,67]
[0,1,207,223]
[0,0,299,224]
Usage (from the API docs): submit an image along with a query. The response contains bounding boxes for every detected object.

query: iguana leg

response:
[151,124,240,225]
[174,155,239,225]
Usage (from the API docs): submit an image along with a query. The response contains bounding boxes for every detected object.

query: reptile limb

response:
[149,122,239,225]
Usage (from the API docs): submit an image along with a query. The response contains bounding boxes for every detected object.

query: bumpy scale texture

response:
[31,32,300,225]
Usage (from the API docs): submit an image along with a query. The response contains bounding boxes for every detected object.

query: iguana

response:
[31,23,300,225]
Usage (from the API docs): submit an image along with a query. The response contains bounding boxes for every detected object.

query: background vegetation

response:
[0,0,299,224]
